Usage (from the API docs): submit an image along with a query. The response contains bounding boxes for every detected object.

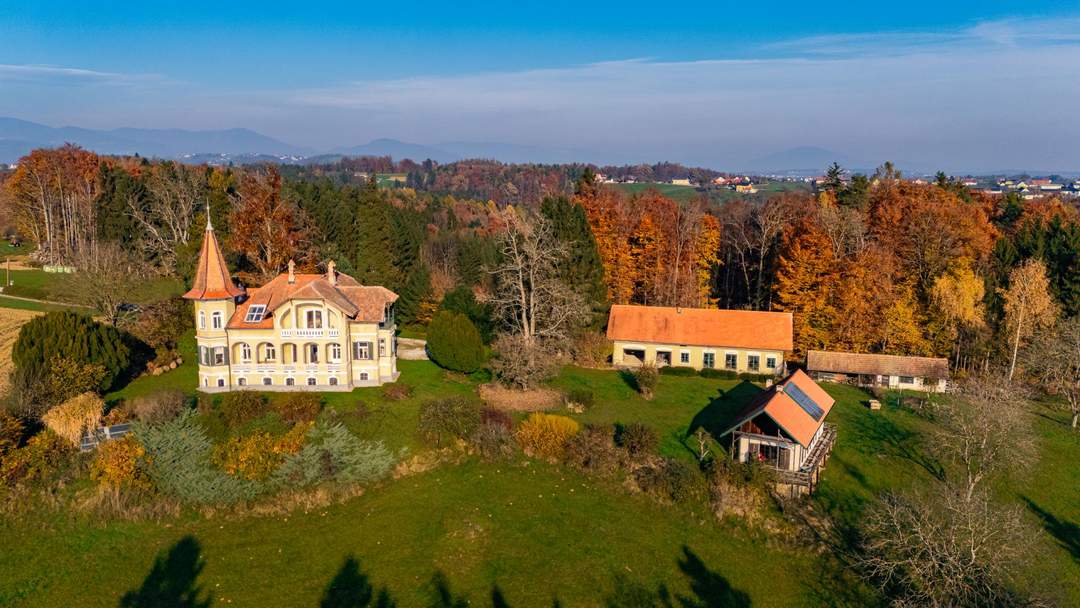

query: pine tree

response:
[350,177,396,286]
[540,196,608,329]
[12,311,131,393]
[426,310,487,373]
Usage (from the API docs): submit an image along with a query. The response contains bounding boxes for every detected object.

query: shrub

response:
[633,364,660,400]
[134,410,260,505]
[417,397,483,446]
[570,332,611,367]
[274,393,322,424]
[564,388,594,409]
[617,423,659,457]
[635,457,699,503]
[90,435,150,490]
[125,297,190,353]
[128,390,189,424]
[42,392,104,447]
[699,368,737,380]
[0,411,24,456]
[381,383,414,401]
[426,310,487,373]
[40,357,108,406]
[564,424,623,474]
[273,423,396,487]
[12,311,131,393]
[490,334,560,389]
[470,421,515,461]
[659,366,697,377]
[738,373,774,383]
[440,285,495,343]
[0,430,71,487]
[213,423,311,481]
[480,406,512,430]
[516,413,579,461]
[217,392,267,428]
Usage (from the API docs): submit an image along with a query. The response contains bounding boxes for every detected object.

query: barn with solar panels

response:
[720,369,837,495]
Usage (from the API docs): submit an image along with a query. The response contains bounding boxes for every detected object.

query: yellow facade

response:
[193,298,398,392]
[611,340,784,375]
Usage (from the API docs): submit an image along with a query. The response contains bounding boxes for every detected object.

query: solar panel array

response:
[783,382,825,421]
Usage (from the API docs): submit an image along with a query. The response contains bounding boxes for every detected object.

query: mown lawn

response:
[6,351,1079,606]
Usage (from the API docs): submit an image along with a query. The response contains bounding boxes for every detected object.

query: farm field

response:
[4,350,1078,606]
[609,181,811,205]
[0,308,39,393]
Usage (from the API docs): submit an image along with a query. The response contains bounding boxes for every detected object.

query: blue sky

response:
[2,1,1080,170]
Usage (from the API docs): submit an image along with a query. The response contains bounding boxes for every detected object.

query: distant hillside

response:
[334,138,459,164]
[0,117,312,162]
[745,146,860,175]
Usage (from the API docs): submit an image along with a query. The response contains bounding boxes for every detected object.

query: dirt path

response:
[397,337,429,360]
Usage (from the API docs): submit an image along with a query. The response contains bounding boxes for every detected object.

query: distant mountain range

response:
[2,117,1074,177]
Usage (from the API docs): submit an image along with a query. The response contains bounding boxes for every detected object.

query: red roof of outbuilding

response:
[606,305,793,351]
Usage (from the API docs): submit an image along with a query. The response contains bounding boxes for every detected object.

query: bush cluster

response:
[90,434,151,490]
[273,393,322,424]
[564,424,624,473]
[127,390,189,424]
[216,392,268,428]
[213,423,311,481]
[616,423,659,457]
[515,413,579,460]
[658,366,697,377]
[0,411,25,456]
[417,397,482,446]
[381,383,414,401]
[632,365,660,399]
[0,430,71,487]
[470,420,515,460]
[635,457,699,503]
[274,423,396,487]
[42,392,104,447]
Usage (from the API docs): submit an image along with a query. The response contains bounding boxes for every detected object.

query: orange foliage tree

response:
[228,166,314,284]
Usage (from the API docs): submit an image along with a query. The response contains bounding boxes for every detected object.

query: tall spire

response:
[183,204,243,300]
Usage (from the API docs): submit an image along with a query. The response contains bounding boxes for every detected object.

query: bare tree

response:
[128,162,206,272]
[488,210,587,388]
[858,485,1038,608]
[1023,316,1080,430]
[49,241,150,325]
[931,374,1034,502]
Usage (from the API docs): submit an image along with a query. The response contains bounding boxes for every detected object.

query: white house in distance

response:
[806,350,949,393]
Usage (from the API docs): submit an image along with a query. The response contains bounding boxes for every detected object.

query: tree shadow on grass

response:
[686,382,763,441]
[1023,497,1080,565]
[120,535,210,608]
[320,555,396,608]
[619,369,641,393]
[605,546,751,608]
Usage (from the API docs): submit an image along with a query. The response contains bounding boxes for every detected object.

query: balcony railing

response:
[278,328,341,339]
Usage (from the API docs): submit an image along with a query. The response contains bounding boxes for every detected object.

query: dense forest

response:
[2,146,1079,383]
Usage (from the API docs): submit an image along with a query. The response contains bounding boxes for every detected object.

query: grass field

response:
[5,347,1079,606]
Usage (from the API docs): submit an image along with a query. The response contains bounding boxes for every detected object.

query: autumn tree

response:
[1022,316,1080,430]
[128,162,208,273]
[775,220,836,356]
[1000,258,1059,381]
[228,166,312,284]
[49,241,150,325]
[930,259,986,364]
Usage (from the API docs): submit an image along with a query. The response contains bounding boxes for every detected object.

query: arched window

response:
[198,311,206,329]
[211,311,223,329]
[262,377,272,386]
[238,377,247,386]
[306,343,319,364]
[328,377,338,386]
[328,343,341,363]
[240,343,252,362]
[262,343,277,363]
[286,377,295,386]
[203,377,208,387]
[306,377,317,386]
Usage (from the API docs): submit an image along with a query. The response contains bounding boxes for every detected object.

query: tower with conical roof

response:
[185,205,244,389]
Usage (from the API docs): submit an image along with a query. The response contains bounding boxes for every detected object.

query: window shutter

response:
[366,342,374,360]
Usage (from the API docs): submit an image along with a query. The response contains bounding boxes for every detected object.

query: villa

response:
[184,213,399,391]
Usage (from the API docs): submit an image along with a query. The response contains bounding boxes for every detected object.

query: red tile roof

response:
[183,225,244,300]
[606,305,793,351]
[725,369,835,447]
[227,271,398,328]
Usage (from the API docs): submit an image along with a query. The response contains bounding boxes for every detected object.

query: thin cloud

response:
[0,63,166,84]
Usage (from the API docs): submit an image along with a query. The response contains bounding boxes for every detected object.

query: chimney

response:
[287,259,296,284]
[327,260,337,286]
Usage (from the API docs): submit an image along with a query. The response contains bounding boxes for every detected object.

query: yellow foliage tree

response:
[1001,258,1059,381]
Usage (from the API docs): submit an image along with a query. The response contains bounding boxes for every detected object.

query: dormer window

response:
[305,309,323,329]
[245,305,267,323]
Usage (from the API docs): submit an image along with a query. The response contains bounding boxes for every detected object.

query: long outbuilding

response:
[806,350,949,393]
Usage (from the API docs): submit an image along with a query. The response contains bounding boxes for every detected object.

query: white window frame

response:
[329,343,342,363]
[766,356,777,369]
[263,343,276,362]
[328,377,338,386]
[198,311,206,330]
[240,343,252,362]
[306,377,317,386]
[305,309,323,329]
[679,351,691,364]
[211,311,223,330]
[263,377,273,386]
[703,352,716,369]
[724,352,738,370]
[213,346,225,366]
[354,342,371,360]
[245,305,267,323]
